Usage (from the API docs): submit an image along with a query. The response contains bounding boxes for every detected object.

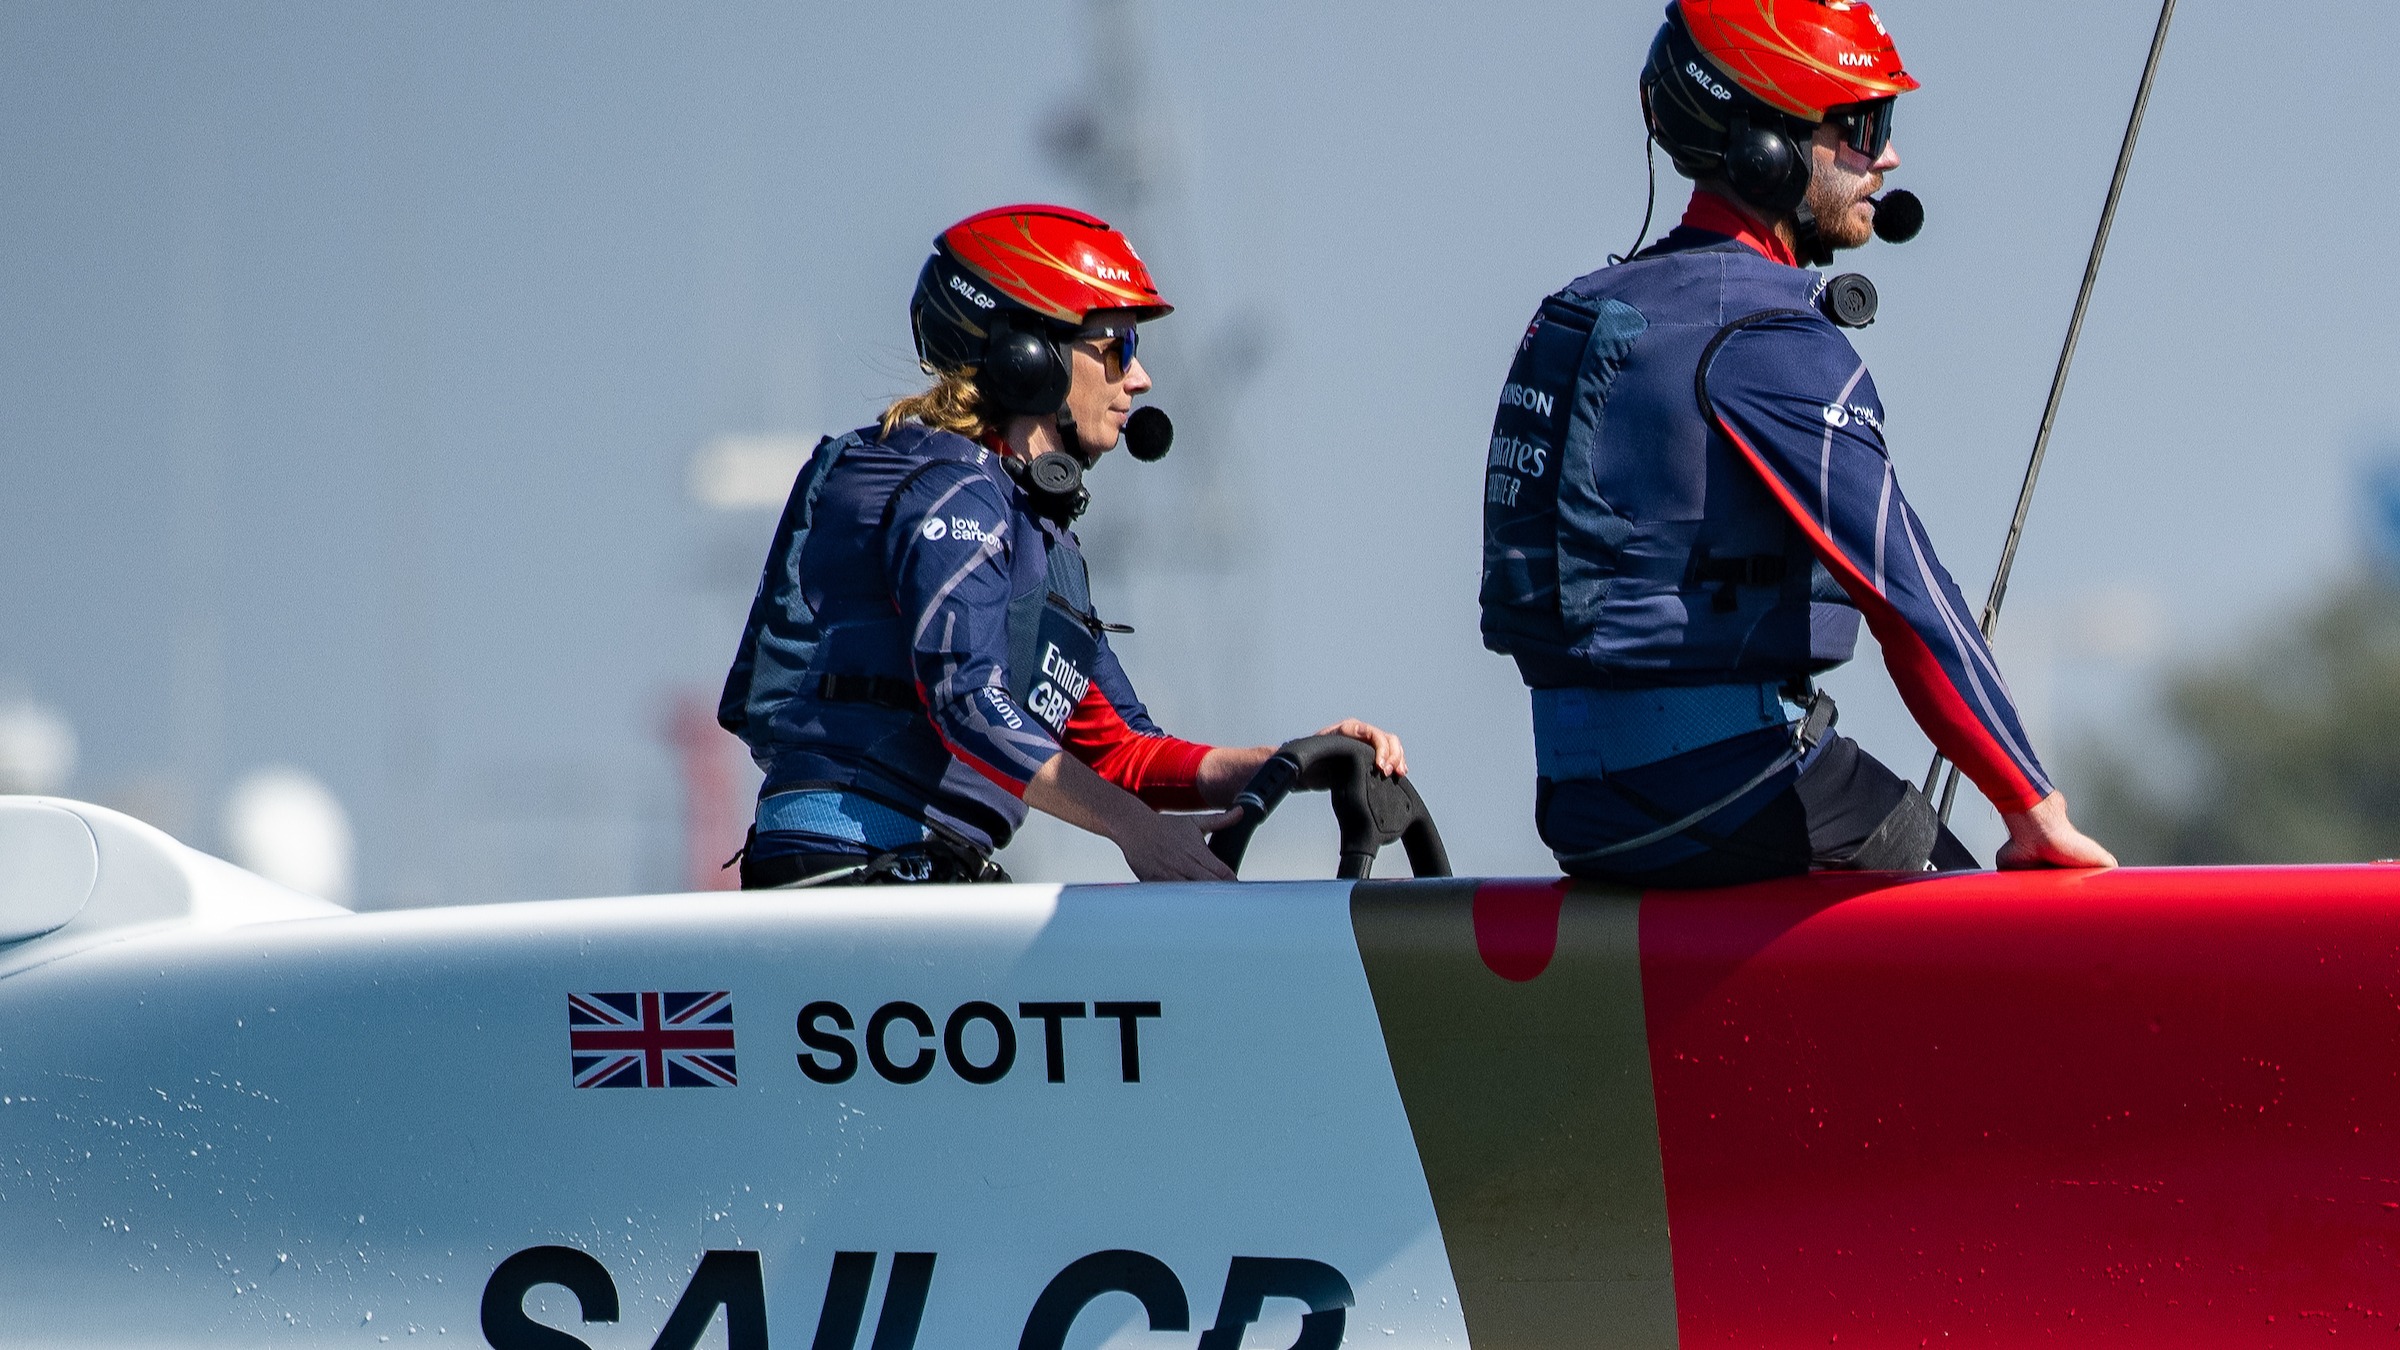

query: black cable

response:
[1609,139,1658,266]
[1925,0,2179,821]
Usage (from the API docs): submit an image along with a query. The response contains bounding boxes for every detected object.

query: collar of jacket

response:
[1679,190,1800,268]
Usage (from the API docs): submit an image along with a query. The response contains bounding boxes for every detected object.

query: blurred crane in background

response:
[1038,0,1276,734]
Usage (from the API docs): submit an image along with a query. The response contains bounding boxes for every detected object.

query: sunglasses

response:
[1826,99,1896,160]
[1074,322,1139,379]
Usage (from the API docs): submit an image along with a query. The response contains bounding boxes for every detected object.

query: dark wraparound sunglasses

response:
[1074,322,1138,379]
[1827,98,1895,160]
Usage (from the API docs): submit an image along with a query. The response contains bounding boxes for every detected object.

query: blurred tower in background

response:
[1039,0,1275,736]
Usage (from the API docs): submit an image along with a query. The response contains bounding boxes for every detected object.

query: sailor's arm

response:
[1997,791,2114,869]
[884,466,1062,795]
[1703,319,2112,867]
[1067,641,1408,809]
[1062,641,1216,809]
[1022,756,1236,881]
[1071,699,1410,812]
[1190,720,1409,807]
[884,472,1235,880]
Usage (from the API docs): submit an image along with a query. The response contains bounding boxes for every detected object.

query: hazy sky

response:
[3,0,2392,898]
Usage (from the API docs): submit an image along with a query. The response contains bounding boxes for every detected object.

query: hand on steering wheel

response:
[1207,734,1450,880]
[1314,719,1406,778]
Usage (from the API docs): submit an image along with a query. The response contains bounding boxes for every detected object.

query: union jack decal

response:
[568,991,737,1088]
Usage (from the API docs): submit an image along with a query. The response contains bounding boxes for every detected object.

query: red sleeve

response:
[1062,684,1214,811]
[1702,315,2053,813]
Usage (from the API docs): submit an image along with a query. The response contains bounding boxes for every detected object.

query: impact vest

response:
[1479,238,1864,690]
[717,432,851,746]
[718,423,1104,845]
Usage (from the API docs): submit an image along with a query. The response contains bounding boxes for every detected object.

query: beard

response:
[1804,162,1882,252]
[1806,188,1877,250]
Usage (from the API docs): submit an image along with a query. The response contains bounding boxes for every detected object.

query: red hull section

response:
[1643,866,2400,1346]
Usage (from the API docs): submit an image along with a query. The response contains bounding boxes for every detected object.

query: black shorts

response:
[1540,733,1977,889]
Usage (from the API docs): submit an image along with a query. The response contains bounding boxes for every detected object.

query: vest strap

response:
[1686,546,1791,613]
[817,673,921,711]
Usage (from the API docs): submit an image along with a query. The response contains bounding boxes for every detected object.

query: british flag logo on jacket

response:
[568,991,737,1088]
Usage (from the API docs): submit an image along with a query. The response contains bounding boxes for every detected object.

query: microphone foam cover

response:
[1872,189,1924,244]
[1126,405,1174,462]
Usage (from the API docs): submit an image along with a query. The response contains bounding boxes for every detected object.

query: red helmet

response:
[910,204,1171,381]
[1678,0,1917,122]
[1643,0,1918,207]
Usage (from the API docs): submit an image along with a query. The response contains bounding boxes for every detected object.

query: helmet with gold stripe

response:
[910,205,1171,415]
[1641,0,1918,212]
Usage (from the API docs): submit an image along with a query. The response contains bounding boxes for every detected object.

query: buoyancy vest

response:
[717,432,850,745]
[718,423,1104,843]
[1479,238,1864,689]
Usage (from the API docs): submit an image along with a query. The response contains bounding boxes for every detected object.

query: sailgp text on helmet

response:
[909,204,1172,418]
[1640,0,1918,215]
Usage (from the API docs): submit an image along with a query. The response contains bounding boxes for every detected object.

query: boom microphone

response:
[1125,405,1174,462]
[1871,189,1924,244]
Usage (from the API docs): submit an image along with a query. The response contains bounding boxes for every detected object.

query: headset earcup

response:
[980,321,1070,416]
[1724,116,1810,214]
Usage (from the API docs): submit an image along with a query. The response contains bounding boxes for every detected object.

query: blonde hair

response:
[880,369,993,441]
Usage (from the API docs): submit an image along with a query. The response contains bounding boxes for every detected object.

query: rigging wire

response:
[1924,0,2180,823]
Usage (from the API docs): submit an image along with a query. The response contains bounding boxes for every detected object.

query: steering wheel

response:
[1207,735,1452,880]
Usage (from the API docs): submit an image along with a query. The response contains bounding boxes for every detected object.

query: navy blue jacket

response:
[721,423,1210,851]
[1481,193,2051,813]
